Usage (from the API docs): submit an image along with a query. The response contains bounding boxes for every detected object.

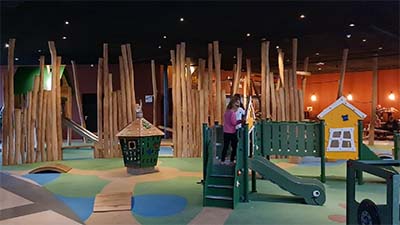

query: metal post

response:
[320,121,326,183]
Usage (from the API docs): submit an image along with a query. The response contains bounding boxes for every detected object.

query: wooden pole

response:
[36,56,45,162]
[22,106,27,163]
[48,41,59,161]
[207,43,214,125]
[232,48,242,95]
[5,38,16,165]
[29,77,40,162]
[302,57,309,94]
[14,109,22,164]
[96,58,104,158]
[170,49,178,157]
[213,41,222,124]
[292,39,299,121]
[103,44,110,158]
[180,44,188,157]
[121,45,133,123]
[151,60,158,125]
[270,73,277,121]
[117,90,123,130]
[118,56,127,127]
[279,88,285,121]
[41,91,48,162]
[26,92,32,163]
[112,91,118,157]
[244,59,251,107]
[337,48,349,98]
[66,87,72,146]
[45,91,53,161]
[126,44,137,120]
[277,49,285,89]
[56,57,63,160]
[369,57,378,145]
[109,73,114,158]
[71,61,87,142]
[299,90,305,121]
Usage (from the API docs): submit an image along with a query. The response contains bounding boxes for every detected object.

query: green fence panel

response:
[272,123,280,151]
[280,123,289,153]
[297,124,306,151]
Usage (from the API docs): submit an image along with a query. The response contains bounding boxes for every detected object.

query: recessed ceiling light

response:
[318,67,322,71]
[65,21,69,25]
[246,33,251,37]
[261,38,267,41]
[38,49,42,53]
[158,45,162,49]
[233,56,236,59]
[362,39,367,42]
[163,35,167,39]
[378,46,383,50]
[315,52,320,56]
[15,57,19,61]
[180,17,184,22]
[5,43,9,48]
[90,64,94,67]
[276,45,279,49]
[300,14,305,19]
[346,34,352,38]
[62,36,67,40]
[316,62,325,66]
[349,23,355,27]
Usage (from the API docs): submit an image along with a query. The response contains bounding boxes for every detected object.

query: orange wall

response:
[304,69,400,122]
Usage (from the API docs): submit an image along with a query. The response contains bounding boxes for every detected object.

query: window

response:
[327,128,355,152]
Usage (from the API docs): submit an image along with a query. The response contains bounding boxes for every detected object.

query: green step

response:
[208,174,234,186]
[206,184,233,197]
[204,195,233,208]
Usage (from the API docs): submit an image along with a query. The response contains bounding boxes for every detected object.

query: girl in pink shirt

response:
[221,97,242,164]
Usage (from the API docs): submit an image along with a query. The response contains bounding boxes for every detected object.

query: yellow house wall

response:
[322,104,361,160]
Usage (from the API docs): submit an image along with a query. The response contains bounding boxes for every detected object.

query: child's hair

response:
[227,96,239,109]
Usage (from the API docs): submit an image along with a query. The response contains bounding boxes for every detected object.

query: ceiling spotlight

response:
[179,17,184,22]
[347,93,353,101]
[90,64,94,67]
[389,92,395,101]
[362,39,367,42]
[300,14,306,19]
[378,46,383,50]
[246,33,251,37]
[158,45,162,49]
[163,35,167,39]
[15,57,19,61]
[38,49,42,53]
[65,21,69,25]
[311,94,317,102]
[349,23,355,27]
[316,62,325,66]
[346,34,352,38]
[276,45,279,49]
[5,43,9,48]
[318,67,322,71]
[315,52,320,56]
[233,56,236,59]
[62,36,67,40]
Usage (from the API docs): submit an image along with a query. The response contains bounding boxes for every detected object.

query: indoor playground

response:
[1,2,399,225]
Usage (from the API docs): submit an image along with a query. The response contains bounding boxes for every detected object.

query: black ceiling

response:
[1,1,399,73]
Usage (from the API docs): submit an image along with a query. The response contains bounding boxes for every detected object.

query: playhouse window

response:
[327,128,355,152]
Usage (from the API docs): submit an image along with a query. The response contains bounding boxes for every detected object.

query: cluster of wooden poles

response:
[2,39,64,165]
[169,38,341,158]
[95,43,139,158]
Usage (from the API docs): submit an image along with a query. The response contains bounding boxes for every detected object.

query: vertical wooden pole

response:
[26,92,32,163]
[279,88,285,121]
[29,77,40,162]
[244,59,251,107]
[270,73,276,121]
[151,60,158,125]
[288,69,295,121]
[176,45,183,157]
[186,57,194,156]
[170,49,178,157]
[117,90,123,130]
[337,48,349,98]
[302,57,309,94]
[112,91,118,157]
[45,91,53,161]
[127,44,137,120]
[232,48,242,95]
[277,49,285,89]
[299,90,305,121]
[207,43,214,125]
[121,45,133,123]
[14,109,22,164]
[56,57,63,160]
[41,92,48,162]
[66,87,72,146]
[108,73,113,157]
[71,61,87,142]
[103,44,110,158]
[369,57,378,145]
[22,107,27,163]
[118,56,127,127]
[36,56,45,162]
[48,41,59,161]
[6,38,16,165]
[213,41,222,124]
[96,58,104,158]
[180,44,188,157]
[292,39,299,121]
[2,50,9,165]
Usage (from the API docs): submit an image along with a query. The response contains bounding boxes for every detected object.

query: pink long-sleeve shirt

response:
[223,109,240,133]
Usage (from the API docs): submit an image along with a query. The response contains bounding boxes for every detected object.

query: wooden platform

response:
[29,163,72,174]
[93,192,132,212]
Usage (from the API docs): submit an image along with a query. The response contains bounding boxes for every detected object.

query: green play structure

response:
[203,118,389,209]
[346,160,399,225]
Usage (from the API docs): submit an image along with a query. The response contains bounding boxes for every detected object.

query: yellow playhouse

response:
[317,96,367,160]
